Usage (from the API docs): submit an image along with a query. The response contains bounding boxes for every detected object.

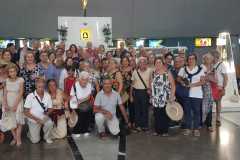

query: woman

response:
[20,50,44,98]
[2,50,12,64]
[108,59,123,93]
[2,63,24,146]
[150,57,175,136]
[83,61,100,96]
[47,79,68,139]
[0,60,8,115]
[177,54,205,136]
[48,52,56,65]
[70,71,93,137]
[69,44,79,59]
[201,53,216,132]
[120,57,134,126]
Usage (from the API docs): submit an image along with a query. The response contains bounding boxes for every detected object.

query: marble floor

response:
[0,112,240,160]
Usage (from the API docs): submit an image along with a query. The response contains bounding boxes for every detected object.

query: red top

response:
[64,77,76,96]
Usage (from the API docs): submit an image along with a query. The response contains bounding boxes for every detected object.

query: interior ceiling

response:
[0,0,239,39]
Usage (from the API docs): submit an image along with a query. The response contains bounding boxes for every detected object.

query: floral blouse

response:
[20,65,44,98]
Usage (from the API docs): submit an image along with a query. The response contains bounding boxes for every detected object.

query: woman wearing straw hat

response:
[150,57,176,136]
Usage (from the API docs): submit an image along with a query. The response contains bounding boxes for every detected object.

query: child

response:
[2,63,24,146]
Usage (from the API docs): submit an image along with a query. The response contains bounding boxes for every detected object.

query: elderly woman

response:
[47,79,68,139]
[107,59,123,93]
[150,57,175,136]
[201,53,217,131]
[70,71,93,137]
[20,50,44,98]
[178,54,205,136]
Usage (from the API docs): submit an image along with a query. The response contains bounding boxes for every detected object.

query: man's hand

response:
[104,111,113,120]
[36,119,44,125]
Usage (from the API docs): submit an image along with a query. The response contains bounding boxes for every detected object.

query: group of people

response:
[0,40,228,147]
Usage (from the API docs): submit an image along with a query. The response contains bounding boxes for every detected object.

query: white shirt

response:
[214,62,227,87]
[178,66,205,98]
[24,91,52,123]
[70,82,92,109]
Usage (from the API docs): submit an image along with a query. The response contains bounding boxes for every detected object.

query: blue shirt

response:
[38,63,58,81]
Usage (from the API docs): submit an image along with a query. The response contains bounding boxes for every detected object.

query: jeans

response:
[133,89,149,128]
[184,97,202,130]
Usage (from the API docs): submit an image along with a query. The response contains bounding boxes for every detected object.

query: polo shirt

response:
[94,90,122,116]
[24,91,52,123]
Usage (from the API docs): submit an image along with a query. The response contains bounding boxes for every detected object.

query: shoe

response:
[72,134,81,138]
[193,130,200,137]
[46,139,53,144]
[99,132,107,139]
[216,120,221,127]
[207,127,214,132]
[161,133,169,137]
[183,129,191,136]
[83,133,90,137]
[10,140,16,146]
[152,132,159,136]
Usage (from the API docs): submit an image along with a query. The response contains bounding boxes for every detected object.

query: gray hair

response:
[78,71,90,80]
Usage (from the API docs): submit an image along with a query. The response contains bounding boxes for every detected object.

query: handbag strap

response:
[73,83,78,101]
[34,92,47,112]
[137,70,147,89]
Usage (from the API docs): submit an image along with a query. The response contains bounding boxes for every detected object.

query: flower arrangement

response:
[102,24,112,44]
[57,25,68,41]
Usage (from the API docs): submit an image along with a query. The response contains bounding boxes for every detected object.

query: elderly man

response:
[94,78,130,139]
[130,57,152,132]
[24,77,54,144]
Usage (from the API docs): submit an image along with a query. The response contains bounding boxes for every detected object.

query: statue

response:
[80,0,88,17]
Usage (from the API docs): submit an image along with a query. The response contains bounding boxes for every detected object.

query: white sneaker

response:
[46,139,53,144]
[72,134,81,138]
[83,133,90,137]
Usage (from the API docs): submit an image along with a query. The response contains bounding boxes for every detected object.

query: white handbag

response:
[0,111,17,132]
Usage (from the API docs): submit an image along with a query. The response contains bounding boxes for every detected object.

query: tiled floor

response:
[73,133,119,160]
[1,113,240,160]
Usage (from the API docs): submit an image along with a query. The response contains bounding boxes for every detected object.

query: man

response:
[32,40,41,63]
[24,77,54,144]
[164,52,174,71]
[94,78,130,139]
[211,50,228,126]
[38,51,58,81]
[18,39,31,67]
[7,43,19,64]
[130,57,152,132]
[118,42,128,59]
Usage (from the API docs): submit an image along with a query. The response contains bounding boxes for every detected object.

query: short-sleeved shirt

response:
[214,62,227,87]
[178,66,205,98]
[24,91,52,123]
[94,90,122,116]
[131,68,152,89]
[38,63,58,81]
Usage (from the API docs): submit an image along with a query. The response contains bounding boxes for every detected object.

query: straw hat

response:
[67,110,78,128]
[165,101,183,121]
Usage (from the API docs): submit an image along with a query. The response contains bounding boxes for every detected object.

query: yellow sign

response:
[195,38,212,47]
[80,28,91,41]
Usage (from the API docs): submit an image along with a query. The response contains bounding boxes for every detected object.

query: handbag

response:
[73,84,92,112]
[0,111,17,132]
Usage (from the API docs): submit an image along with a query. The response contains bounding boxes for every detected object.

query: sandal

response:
[216,120,221,127]
[152,132,159,136]
[10,140,16,146]
[207,127,214,132]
